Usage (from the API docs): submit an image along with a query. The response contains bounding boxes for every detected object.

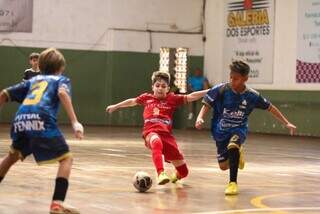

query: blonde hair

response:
[39,48,65,74]
[151,71,170,85]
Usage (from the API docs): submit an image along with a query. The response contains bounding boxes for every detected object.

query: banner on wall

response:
[0,0,33,32]
[296,0,320,83]
[223,0,274,83]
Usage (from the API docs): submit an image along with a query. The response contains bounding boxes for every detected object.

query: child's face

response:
[230,71,248,92]
[152,79,169,99]
[29,58,39,68]
[194,69,202,77]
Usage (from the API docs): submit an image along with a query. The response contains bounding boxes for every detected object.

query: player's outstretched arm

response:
[106,98,138,113]
[0,90,9,107]
[195,105,210,129]
[268,104,296,135]
[186,89,210,103]
[58,87,84,139]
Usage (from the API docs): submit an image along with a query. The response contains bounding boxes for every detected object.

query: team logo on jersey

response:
[153,107,160,116]
[223,108,245,119]
[239,99,247,109]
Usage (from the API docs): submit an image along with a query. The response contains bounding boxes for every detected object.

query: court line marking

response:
[101,153,127,158]
[250,192,319,214]
[101,148,125,152]
[195,207,320,214]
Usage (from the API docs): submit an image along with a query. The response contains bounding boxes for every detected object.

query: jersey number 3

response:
[23,81,48,105]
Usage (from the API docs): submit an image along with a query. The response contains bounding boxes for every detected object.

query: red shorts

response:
[144,132,184,162]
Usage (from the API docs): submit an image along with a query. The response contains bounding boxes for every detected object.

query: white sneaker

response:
[188,113,194,120]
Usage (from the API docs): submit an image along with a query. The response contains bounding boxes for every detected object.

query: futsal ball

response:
[133,171,152,192]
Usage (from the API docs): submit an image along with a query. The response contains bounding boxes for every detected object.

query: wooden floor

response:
[0,125,319,214]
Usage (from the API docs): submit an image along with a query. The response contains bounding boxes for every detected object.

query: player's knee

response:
[228,134,241,150]
[227,142,240,150]
[219,162,229,171]
[149,135,162,151]
[220,166,228,171]
[60,155,73,165]
[176,163,189,178]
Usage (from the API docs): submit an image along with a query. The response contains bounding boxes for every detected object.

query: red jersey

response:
[136,92,187,136]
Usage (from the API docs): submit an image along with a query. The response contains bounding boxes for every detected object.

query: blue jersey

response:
[4,74,71,138]
[203,83,271,140]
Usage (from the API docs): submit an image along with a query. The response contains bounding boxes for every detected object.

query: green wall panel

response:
[248,90,320,137]
[188,55,204,75]
[0,46,109,124]
[60,49,108,124]
[106,52,158,126]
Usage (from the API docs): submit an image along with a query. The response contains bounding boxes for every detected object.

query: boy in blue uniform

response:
[195,60,296,195]
[0,48,84,214]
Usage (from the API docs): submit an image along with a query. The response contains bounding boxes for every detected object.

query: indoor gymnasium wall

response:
[204,0,320,137]
[1,1,317,136]
[0,0,204,126]
[0,46,110,124]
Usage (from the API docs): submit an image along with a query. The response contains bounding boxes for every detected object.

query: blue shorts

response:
[9,112,71,164]
[213,130,246,163]
[10,134,71,165]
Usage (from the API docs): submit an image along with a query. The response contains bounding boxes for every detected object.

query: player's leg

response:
[217,148,244,170]
[145,132,170,185]
[161,134,188,183]
[225,134,243,195]
[216,140,229,171]
[53,156,73,204]
[238,146,245,170]
[0,136,32,183]
[171,159,189,183]
[218,160,229,171]
[0,151,20,182]
[215,139,238,194]
[30,136,78,214]
[50,156,79,214]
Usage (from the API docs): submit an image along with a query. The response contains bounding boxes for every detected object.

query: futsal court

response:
[0,125,319,214]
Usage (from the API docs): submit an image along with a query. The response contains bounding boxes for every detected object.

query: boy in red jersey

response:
[106,71,208,185]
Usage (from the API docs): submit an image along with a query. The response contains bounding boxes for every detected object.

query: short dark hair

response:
[151,71,170,85]
[39,48,65,75]
[29,52,40,60]
[229,60,250,76]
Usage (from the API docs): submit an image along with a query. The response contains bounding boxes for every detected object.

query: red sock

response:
[149,134,164,175]
[175,163,189,179]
